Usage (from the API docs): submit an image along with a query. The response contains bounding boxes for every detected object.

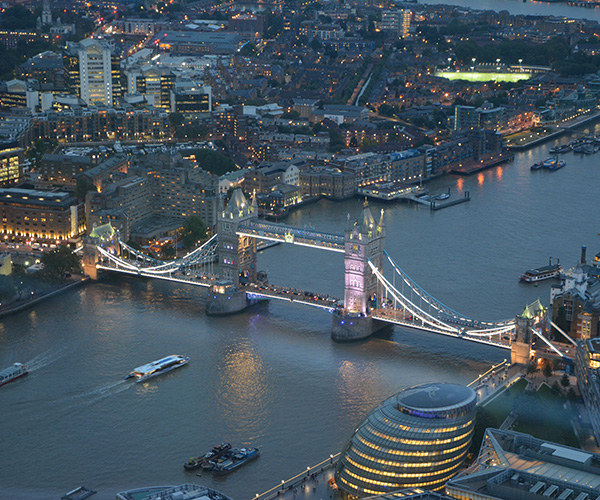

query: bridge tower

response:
[511,314,534,366]
[206,189,259,315]
[332,202,388,342]
[82,222,119,280]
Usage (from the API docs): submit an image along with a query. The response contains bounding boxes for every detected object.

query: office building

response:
[335,383,476,497]
[447,428,600,500]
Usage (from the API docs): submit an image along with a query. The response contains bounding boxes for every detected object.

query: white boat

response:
[125,355,190,383]
[0,362,28,387]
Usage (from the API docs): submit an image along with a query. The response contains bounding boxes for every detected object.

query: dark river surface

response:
[2,126,600,500]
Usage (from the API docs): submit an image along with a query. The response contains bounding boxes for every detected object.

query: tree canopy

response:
[190,149,237,175]
[41,245,82,280]
[181,216,207,248]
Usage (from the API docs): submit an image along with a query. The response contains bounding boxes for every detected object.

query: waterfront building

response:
[446,428,600,500]
[365,490,454,499]
[551,247,600,340]
[0,188,85,241]
[335,383,476,497]
[575,338,600,447]
[244,161,301,195]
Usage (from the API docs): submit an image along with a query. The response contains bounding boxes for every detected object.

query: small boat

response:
[530,162,542,171]
[61,486,96,500]
[125,355,189,383]
[520,258,561,283]
[212,447,260,475]
[184,443,232,471]
[435,193,450,200]
[0,362,28,387]
[548,160,565,171]
[542,157,557,169]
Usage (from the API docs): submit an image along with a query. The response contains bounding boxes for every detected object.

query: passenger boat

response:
[125,355,189,383]
[0,362,28,387]
[184,443,232,471]
[211,447,260,475]
[520,259,561,283]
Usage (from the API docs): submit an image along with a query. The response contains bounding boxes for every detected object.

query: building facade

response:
[335,382,476,497]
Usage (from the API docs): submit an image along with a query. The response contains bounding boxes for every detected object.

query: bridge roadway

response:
[97,257,340,310]
[237,220,345,252]
[371,308,513,349]
[241,283,340,311]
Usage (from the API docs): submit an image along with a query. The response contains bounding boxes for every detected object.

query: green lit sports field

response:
[435,71,532,82]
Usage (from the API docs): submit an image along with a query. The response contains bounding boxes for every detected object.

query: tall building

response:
[65,39,121,107]
[335,382,476,497]
[125,65,175,110]
[381,9,411,38]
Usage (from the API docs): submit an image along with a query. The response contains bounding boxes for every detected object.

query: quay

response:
[252,454,340,500]
[430,191,471,211]
[449,154,513,175]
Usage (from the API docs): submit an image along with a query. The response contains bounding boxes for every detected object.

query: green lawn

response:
[435,71,531,83]
[511,384,579,447]
[484,377,528,424]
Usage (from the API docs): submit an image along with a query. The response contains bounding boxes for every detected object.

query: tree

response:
[75,177,97,201]
[526,362,537,375]
[541,359,553,380]
[169,112,185,128]
[41,245,82,281]
[561,372,570,388]
[189,149,237,176]
[181,216,207,248]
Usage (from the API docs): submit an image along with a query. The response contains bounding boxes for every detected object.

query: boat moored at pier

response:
[184,443,232,471]
[520,259,562,283]
[210,447,260,475]
[125,355,190,383]
[0,362,27,387]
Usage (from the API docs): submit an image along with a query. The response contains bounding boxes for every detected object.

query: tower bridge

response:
[82,189,572,361]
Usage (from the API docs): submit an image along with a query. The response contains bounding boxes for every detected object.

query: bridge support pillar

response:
[331,313,389,342]
[82,240,100,280]
[205,281,261,316]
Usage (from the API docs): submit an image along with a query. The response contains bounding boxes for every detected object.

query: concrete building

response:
[447,428,600,500]
[576,338,600,446]
[65,38,121,107]
[381,9,411,38]
[0,148,25,187]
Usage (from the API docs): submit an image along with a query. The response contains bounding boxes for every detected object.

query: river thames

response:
[2,126,600,500]
[421,0,600,21]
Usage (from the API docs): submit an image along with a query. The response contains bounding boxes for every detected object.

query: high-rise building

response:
[64,39,121,107]
[381,9,411,38]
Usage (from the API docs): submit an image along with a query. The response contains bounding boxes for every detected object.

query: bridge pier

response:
[331,313,389,342]
[205,281,262,316]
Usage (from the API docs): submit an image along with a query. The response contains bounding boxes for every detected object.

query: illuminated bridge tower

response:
[332,202,388,342]
[206,189,259,315]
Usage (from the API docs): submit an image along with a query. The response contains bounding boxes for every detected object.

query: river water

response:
[420,0,600,21]
[2,126,600,500]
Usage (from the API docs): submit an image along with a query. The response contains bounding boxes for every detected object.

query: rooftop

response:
[397,383,475,411]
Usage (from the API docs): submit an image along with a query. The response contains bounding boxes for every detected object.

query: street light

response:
[472,57,476,71]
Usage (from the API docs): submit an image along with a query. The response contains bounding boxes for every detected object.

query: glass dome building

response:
[335,383,477,498]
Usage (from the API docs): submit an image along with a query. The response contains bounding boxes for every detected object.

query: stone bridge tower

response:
[216,189,258,287]
[206,189,259,315]
[332,202,388,342]
[82,223,119,280]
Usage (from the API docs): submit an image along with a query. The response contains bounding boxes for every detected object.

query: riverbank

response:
[508,112,600,151]
[0,276,89,318]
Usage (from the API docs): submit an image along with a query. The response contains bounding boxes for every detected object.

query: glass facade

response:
[336,383,477,498]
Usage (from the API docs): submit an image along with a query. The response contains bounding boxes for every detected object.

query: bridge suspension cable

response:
[384,251,514,329]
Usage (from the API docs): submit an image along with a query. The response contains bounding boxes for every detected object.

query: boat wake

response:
[25,346,72,372]
[60,380,131,412]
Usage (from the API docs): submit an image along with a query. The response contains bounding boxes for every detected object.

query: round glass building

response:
[335,383,477,498]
